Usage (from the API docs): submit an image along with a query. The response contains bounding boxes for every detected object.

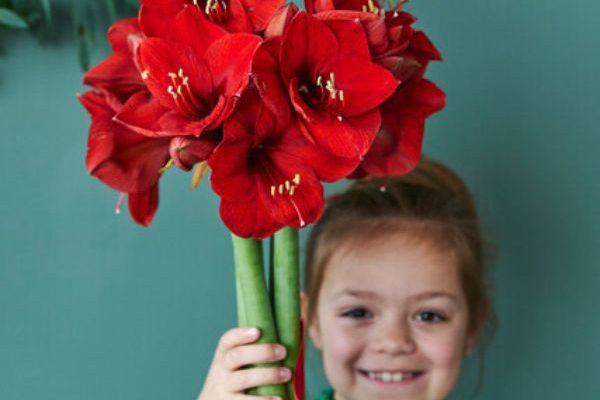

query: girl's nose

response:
[371,320,417,355]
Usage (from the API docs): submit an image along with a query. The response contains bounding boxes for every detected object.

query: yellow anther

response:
[337,115,343,122]
[316,75,323,87]
[178,68,185,78]
[191,161,209,190]
[168,72,177,79]
[270,173,301,198]
[141,69,150,80]
[159,159,175,174]
[168,85,177,99]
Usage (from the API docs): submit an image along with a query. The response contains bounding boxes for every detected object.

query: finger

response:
[217,327,261,355]
[230,367,291,392]
[233,395,283,400]
[224,343,287,371]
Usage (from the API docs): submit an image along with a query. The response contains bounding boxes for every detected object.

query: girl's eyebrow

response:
[334,289,381,300]
[409,291,459,304]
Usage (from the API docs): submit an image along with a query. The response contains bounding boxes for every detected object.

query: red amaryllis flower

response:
[350,78,445,178]
[253,11,398,158]
[80,90,220,225]
[209,87,358,238]
[139,0,285,36]
[82,18,145,105]
[79,90,170,225]
[311,5,442,84]
[117,7,261,138]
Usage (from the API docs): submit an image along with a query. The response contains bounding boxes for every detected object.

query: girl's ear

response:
[301,292,322,349]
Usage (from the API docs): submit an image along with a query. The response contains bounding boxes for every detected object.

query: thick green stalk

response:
[231,234,287,398]
[235,273,247,326]
[273,227,301,400]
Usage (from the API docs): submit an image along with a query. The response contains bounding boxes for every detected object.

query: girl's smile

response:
[307,232,477,400]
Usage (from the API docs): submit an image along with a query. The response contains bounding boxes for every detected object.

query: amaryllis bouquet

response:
[79,0,445,398]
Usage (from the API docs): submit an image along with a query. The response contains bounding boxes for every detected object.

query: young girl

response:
[198,157,495,400]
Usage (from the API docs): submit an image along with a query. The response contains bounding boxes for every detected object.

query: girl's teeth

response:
[366,371,416,382]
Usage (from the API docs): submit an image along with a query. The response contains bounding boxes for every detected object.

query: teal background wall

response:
[1,1,599,399]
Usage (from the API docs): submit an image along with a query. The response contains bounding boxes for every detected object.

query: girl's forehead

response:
[320,234,463,301]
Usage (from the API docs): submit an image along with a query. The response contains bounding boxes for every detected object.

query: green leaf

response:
[0,7,29,28]
[38,0,51,23]
[104,0,116,22]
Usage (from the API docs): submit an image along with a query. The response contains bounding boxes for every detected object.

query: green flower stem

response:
[273,227,301,400]
[231,234,287,399]
[235,273,247,326]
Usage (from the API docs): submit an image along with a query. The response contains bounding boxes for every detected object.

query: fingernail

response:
[247,327,259,338]
[279,368,291,381]
[274,345,286,358]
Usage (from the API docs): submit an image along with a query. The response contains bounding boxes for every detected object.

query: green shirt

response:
[319,388,334,400]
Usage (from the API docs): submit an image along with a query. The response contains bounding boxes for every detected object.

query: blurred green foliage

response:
[0,0,139,70]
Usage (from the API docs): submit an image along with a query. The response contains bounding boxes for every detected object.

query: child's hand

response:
[197,327,291,400]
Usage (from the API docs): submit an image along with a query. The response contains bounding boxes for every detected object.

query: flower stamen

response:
[115,192,126,215]
[166,68,204,117]
[269,173,306,227]
[362,0,385,17]
[204,0,227,22]
[315,73,345,109]
[270,173,301,198]
[159,159,175,174]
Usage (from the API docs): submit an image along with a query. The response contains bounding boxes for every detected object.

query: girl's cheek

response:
[321,319,364,360]
[420,331,466,368]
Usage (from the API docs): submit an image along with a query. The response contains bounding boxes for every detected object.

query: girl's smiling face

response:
[308,233,476,400]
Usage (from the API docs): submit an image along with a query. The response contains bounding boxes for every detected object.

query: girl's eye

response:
[416,311,447,323]
[341,307,370,319]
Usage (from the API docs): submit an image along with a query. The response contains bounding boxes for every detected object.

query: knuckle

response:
[224,347,240,367]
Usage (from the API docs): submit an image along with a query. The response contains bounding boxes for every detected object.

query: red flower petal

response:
[115,91,172,137]
[289,79,381,157]
[280,12,338,83]
[356,79,446,177]
[222,0,253,33]
[204,33,261,97]
[410,31,442,62]
[275,123,360,182]
[138,38,214,116]
[210,89,327,238]
[139,0,189,37]
[79,91,171,193]
[319,18,370,59]
[128,184,159,226]
[252,38,292,125]
[83,53,144,104]
[359,115,424,177]
[241,0,286,31]
[264,3,299,38]
[171,6,227,56]
[325,55,398,116]
[107,17,143,54]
